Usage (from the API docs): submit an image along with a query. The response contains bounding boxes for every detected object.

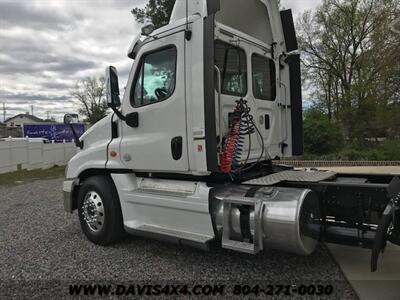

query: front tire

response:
[77,175,124,245]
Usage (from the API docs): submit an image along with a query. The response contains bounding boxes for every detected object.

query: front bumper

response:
[63,179,79,213]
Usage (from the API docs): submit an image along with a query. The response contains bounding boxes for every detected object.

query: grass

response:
[0,165,66,185]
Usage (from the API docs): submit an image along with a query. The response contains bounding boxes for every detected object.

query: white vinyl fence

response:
[0,138,78,174]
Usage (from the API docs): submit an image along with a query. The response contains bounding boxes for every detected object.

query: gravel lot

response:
[0,178,357,299]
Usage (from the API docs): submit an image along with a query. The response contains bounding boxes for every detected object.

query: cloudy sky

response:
[0,0,320,122]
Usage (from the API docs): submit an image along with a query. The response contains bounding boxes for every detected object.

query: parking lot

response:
[0,178,357,298]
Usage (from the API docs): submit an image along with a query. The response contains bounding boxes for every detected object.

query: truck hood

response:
[80,114,112,149]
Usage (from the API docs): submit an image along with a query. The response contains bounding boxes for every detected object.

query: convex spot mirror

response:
[64,113,79,124]
[105,66,121,108]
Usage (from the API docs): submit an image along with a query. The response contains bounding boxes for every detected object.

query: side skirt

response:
[111,173,216,249]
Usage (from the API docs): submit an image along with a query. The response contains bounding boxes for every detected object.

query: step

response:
[134,224,213,245]
[221,199,263,255]
[222,240,259,254]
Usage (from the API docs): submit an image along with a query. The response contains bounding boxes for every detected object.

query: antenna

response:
[185,0,192,40]
[186,0,188,28]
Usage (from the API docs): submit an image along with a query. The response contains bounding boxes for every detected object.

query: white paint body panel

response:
[216,0,273,45]
[65,115,112,178]
[111,173,215,239]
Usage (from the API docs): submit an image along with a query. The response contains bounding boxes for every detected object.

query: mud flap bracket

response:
[371,176,400,272]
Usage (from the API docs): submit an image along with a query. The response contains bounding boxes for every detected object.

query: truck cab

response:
[63,0,400,272]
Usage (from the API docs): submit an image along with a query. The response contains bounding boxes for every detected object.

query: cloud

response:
[40,81,72,90]
[0,0,140,121]
[0,1,74,30]
[0,52,96,76]
[0,90,70,102]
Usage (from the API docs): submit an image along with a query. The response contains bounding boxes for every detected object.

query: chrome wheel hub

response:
[81,191,104,232]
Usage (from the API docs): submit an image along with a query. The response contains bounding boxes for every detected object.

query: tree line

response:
[299,0,399,142]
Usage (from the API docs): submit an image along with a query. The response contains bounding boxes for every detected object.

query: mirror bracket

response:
[110,106,126,122]
[126,112,139,128]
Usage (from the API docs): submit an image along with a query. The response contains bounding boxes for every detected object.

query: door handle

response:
[265,114,270,130]
[171,136,183,160]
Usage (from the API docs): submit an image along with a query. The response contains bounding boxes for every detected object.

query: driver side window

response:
[131,46,177,107]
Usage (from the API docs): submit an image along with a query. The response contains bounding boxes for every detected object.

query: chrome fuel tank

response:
[210,185,320,255]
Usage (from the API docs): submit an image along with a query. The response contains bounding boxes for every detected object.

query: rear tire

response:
[77,175,125,245]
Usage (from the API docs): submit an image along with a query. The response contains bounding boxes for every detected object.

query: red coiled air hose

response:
[220,118,241,173]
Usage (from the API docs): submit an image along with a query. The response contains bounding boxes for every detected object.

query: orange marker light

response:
[110,151,118,158]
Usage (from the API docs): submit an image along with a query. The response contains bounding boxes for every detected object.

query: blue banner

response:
[23,124,86,143]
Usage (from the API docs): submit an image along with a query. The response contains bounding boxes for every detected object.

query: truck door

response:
[214,38,281,164]
[119,31,189,172]
[248,44,282,158]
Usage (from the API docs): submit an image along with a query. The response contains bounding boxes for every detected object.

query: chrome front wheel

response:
[81,191,105,232]
[77,175,125,245]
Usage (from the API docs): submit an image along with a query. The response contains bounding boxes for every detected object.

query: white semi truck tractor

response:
[63,0,400,271]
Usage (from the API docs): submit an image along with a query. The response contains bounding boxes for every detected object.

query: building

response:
[4,113,48,127]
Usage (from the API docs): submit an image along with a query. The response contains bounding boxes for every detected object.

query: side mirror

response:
[105,66,121,108]
[63,113,83,149]
[64,113,79,124]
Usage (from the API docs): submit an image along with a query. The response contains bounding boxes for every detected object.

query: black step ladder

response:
[222,196,264,254]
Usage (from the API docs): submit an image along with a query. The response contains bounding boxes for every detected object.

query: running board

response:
[126,224,214,251]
